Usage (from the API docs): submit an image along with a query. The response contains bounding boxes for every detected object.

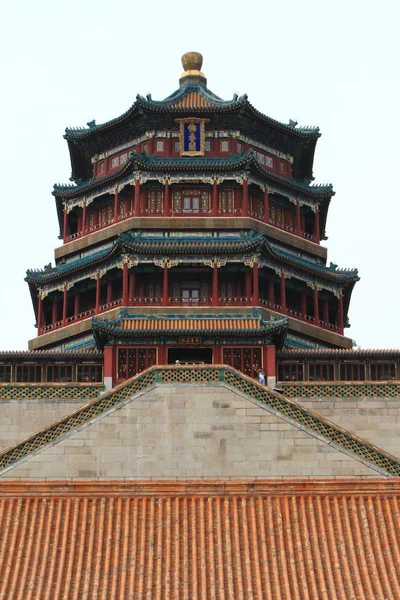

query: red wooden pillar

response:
[62,288,68,326]
[263,189,269,224]
[252,263,259,306]
[212,265,219,306]
[338,294,344,334]
[37,294,43,335]
[212,181,218,217]
[82,203,87,236]
[245,270,252,301]
[162,265,169,306]
[214,345,222,364]
[280,275,286,313]
[122,262,129,306]
[296,202,301,236]
[113,188,119,223]
[103,345,114,391]
[134,180,140,217]
[129,270,135,303]
[107,280,113,304]
[242,180,249,217]
[95,275,101,314]
[263,345,276,388]
[301,292,307,316]
[313,287,320,325]
[314,208,320,243]
[268,280,274,305]
[52,299,58,325]
[63,208,68,243]
[74,292,80,317]
[163,181,169,217]
[323,299,329,323]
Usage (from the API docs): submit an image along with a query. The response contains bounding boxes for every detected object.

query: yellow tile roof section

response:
[0,479,399,599]
[171,91,211,108]
[121,318,260,331]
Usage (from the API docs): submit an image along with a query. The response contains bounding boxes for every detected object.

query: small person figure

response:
[254,364,266,385]
[175,360,180,365]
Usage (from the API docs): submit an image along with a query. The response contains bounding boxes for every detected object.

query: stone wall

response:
[1,384,387,479]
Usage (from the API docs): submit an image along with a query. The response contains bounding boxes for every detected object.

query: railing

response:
[66,308,95,324]
[1,365,400,477]
[219,297,250,306]
[131,296,162,305]
[40,300,122,335]
[99,299,122,311]
[168,296,211,305]
[259,298,282,311]
[287,307,315,323]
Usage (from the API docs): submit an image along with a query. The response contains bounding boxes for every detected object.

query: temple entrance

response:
[168,347,213,364]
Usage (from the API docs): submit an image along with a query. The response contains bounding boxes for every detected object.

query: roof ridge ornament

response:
[179,51,207,88]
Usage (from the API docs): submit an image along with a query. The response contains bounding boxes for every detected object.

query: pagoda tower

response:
[26,52,359,387]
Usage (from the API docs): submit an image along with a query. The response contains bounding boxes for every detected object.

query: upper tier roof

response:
[63,53,321,182]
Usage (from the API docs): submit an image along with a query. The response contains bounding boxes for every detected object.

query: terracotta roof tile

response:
[121,317,260,332]
[0,479,400,599]
[172,91,211,108]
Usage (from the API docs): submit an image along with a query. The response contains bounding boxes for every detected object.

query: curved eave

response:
[0,350,103,362]
[277,348,400,360]
[55,151,334,203]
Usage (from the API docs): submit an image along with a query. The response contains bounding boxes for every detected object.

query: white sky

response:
[0,0,399,350]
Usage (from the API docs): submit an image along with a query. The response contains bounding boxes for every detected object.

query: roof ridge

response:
[0,365,398,477]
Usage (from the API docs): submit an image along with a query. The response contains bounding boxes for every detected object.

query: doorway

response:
[168,347,213,364]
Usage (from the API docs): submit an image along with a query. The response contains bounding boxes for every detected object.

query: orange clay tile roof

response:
[121,317,260,332]
[1,478,400,599]
[171,91,212,108]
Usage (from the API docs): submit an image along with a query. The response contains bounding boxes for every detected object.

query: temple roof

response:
[278,348,400,360]
[92,311,289,348]
[0,478,399,599]
[0,349,102,362]
[53,150,333,201]
[26,231,358,288]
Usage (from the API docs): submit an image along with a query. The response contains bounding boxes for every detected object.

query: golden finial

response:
[180,52,207,87]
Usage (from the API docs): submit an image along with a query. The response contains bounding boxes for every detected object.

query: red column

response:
[95,275,101,314]
[52,299,58,325]
[103,345,114,390]
[252,263,259,306]
[37,294,43,335]
[74,292,80,317]
[212,181,218,217]
[62,288,68,326]
[315,208,320,243]
[134,180,140,217]
[338,294,344,334]
[82,203,87,236]
[242,180,248,217]
[313,287,320,325]
[214,345,222,364]
[163,181,169,216]
[107,280,113,304]
[113,188,119,223]
[280,275,286,313]
[301,292,307,316]
[323,299,329,323]
[212,265,219,306]
[264,189,269,224]
[158,345,166,365]
[122,263,129,305]
[268,280,274,305]
[296,202,301,236]
[263,345,276,388]
[162,265,169,306]
[129,270,135,302]
[245,270,252,301]
[63,208,68,243]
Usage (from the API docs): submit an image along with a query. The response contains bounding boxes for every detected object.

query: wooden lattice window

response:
[117,348,156,381]
[46,365,74,383]
[77,365,103,383]
[370,363,396,381]
[222,347,261,377]
[148,190,163,213]
[0,365,11,383]
[173,190,209,213]
[16,365,42,383]
[277,363,304,382]
[219,190,234,213]
[99,204,114,226]
[309,363,335,382]
[339,363,366,381]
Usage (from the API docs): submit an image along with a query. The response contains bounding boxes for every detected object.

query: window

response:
[0,365,11,383]
[173,190,210,213]
[220,140,229,153]
[174,141,180,152]
[370,363,396,380]
[182,289,199,303]
[117,348,156,381]
[110,153,128,169]
[277,363,304,381]
[16,365,42,382]
[339,363,366,381]
[309,363,335,381]
[280,161,287,173]
[98,161,105,174]
[156,140,164,152]
[183,195,200,213]
[205,140,211,152]
[219,190,234,213]
[223,347,262,378]
[237,142,242,153]
[77,364,103,383]
[46,365,73,383]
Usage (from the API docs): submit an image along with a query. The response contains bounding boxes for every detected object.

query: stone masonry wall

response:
[1,385,386,479]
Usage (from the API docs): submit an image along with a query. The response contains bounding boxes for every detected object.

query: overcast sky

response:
[0,0,399,350]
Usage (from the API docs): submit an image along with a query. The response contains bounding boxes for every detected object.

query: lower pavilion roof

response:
[0,478,399,599]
